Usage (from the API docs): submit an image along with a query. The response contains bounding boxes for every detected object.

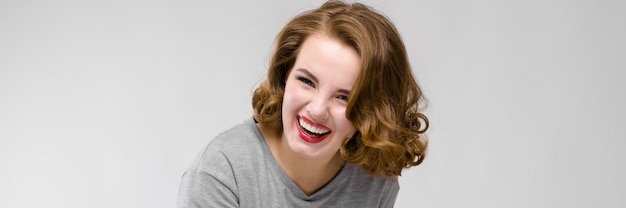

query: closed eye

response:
[297,76,315,88]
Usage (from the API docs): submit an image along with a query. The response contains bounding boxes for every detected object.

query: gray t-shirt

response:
[178,118,399,207]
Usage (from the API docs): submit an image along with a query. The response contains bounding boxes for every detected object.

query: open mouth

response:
[297,116,331,143]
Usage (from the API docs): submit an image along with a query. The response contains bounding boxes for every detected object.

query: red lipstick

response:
[296,116,331,143]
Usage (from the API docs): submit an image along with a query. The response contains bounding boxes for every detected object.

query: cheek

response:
[332,108,356,135]
[282,82,296,105]
[342,122,357,136]
[284,81,310,104]
[282,83,305,113]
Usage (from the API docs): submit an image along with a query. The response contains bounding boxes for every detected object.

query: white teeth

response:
[299,118,330,134]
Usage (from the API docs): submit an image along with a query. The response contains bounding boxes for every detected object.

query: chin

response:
[287,133,336,160]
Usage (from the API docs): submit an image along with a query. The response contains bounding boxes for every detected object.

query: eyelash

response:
[297,76,315,88]
[296,76,349,102]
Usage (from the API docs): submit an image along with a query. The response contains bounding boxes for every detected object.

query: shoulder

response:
[192,118,264,171]
[208,119,262,153]
[346,163,399,190]
[179,119,262,207]
[331,163,399,207]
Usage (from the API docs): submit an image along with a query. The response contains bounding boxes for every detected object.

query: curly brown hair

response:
[252,0,429,177]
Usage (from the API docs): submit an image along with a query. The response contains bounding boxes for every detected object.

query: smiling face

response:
[281,33,361,160]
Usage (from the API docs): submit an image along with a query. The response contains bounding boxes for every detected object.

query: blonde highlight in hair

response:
[252,0,429,177]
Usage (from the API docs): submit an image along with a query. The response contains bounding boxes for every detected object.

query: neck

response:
[279,149,344,195]
[258,124,345,196]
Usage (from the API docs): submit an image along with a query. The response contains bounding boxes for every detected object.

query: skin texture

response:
[253,1,429,178]
[262,32,361,195]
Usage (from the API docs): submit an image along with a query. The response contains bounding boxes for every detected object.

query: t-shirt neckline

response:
[248,117,353,200]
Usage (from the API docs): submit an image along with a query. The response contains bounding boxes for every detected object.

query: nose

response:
[307,93,329,120]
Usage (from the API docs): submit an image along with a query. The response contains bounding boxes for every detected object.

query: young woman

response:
[178,1,429,207]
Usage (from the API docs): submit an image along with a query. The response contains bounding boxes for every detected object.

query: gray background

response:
[1,0,625,207]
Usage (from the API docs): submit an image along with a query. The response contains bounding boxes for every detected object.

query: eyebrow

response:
[295,68,352,95]
[296,68,318,84]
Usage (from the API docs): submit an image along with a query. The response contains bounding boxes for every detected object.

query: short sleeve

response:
[379,180,399,208]
[177,149,239,208]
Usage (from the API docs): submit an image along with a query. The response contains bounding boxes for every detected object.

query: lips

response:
[296,115,331,143]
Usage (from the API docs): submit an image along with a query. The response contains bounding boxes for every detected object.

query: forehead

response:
[300,33,357,57]
[296,33,361,69]
[292,33,362,90]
